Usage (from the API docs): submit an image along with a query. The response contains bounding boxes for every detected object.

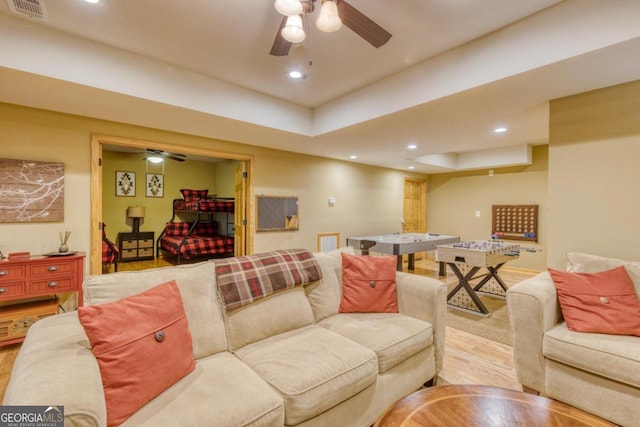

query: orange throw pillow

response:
[549,266,640,336]
[78,280,195,427]
[339,253,398,313]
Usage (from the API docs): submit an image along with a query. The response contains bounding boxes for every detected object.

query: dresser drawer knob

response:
[0,271,7,276]
[47,266,59,272]
[47,281,58,288]
[0,287,6,293]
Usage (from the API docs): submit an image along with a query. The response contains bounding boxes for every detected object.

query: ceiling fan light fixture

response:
[281,15,306,43]
[316,0,342,32]
[274,0,303,16]
[146,156,164,164]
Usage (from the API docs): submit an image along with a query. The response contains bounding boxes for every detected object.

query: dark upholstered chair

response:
[102,223,119,272]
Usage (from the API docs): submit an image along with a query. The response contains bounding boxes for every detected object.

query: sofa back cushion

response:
[215,249,320,351]
[83,261,227,359]
[566,252,640,295]
[305,246,356,322]
[225,287,315,351]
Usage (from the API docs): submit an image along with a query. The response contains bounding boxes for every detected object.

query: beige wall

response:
[547,80,640,268]
[427,145,548,271]
[0,102,426,269]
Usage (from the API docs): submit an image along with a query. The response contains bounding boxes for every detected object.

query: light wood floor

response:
[0,255,537,402]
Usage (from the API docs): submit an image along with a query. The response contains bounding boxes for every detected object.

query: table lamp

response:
[127,206,145,233]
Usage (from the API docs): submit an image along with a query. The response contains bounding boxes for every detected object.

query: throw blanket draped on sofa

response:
[215,249,322,311]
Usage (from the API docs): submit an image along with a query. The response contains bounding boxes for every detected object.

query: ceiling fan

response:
[144,149,187,163]
[270,0,392,56]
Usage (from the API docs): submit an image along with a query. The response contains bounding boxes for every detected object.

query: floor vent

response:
[6,0,48,21]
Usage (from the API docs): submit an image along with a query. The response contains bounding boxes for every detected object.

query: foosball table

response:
[436,241,520,316]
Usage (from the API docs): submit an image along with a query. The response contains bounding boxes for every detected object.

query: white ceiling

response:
[1,0,640,172]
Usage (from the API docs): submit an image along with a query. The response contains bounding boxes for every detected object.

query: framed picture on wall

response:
[146,173,164,197]
[115,171,136,197]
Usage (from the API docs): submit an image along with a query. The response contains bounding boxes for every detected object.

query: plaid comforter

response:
[214,249,322,311]
[159,235,234,259]
[174,199,234,213]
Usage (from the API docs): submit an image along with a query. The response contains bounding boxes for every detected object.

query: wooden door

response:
[234,162,247,256]
[403,178,427,233]
[403,178,427,261]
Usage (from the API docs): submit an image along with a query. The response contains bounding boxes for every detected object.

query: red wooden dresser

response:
[0,252,85,345]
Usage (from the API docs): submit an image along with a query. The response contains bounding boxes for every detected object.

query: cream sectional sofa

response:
[507,252,640,427]
[4,247,447,426]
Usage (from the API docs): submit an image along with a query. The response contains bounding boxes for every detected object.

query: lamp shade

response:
[127,206,145,218]
[274,0,302,16]
[281,15,306,43]
[316,0,342,32]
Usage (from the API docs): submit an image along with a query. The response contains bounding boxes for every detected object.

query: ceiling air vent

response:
[6,0,48,21]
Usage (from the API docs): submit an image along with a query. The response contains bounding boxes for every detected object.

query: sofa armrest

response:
[506,271,562,393]
[3,312,107,427]
[396,272,447,373]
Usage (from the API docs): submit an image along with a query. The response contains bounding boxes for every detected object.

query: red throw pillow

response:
[78,280,195,427]
[339,253,398,313]
[549,266,640,336]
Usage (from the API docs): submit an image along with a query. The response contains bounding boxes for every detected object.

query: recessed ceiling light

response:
[408,166,416,170]
[349,155,357,160]
[407,144,417,149]
[85,0,100,3]
[493,127,508,133]
[288,70,304,79]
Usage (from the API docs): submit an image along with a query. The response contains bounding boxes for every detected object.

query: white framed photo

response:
[146,173,164,197]
[116,171,136,197]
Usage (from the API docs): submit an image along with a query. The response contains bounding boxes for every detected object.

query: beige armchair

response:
[507,252,640,427]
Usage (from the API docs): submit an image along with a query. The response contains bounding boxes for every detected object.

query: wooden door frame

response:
[90,134,254,275]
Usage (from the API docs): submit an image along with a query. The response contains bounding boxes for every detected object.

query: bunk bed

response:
[157,189,234,264]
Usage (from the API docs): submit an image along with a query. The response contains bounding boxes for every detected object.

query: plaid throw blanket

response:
[215,249,322,311]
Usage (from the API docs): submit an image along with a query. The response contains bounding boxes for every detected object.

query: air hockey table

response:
[346,233,460,273]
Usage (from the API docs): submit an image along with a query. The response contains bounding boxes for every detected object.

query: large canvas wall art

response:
[0,158,65,223]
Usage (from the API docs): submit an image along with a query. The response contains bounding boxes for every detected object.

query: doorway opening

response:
[90,134,254,275]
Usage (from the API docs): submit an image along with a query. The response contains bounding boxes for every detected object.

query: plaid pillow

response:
[180,189,208,200]
[165,222,191,237]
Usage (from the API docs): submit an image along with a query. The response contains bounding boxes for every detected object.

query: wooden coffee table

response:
[375,385,616,426]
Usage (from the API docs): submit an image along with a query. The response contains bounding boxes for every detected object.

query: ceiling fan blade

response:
[167,154,186,162]
[270,16,292,56]
[146,148,187,162]
[338,1,391,48]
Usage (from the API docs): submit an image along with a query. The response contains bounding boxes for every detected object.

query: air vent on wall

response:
[6,0,48,21]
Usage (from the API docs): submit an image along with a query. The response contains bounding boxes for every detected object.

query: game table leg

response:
[438,261,446,276]
[446,263,489,315]
[407,253,415,270]
[473,262,508,297]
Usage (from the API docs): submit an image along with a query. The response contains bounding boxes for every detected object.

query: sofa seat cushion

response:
[544,323,640,389]
[319,313,432,373]
[234,325,377,425]
[123,352,284,427]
